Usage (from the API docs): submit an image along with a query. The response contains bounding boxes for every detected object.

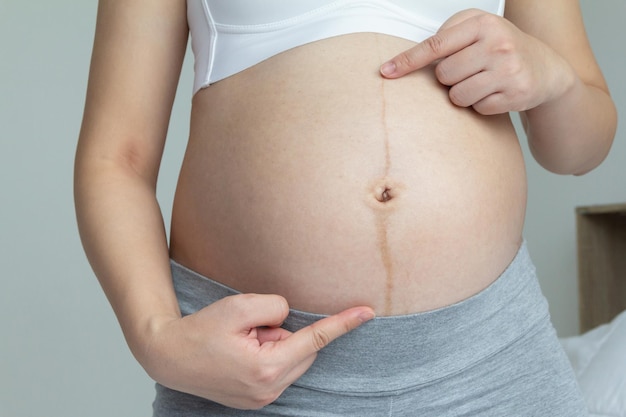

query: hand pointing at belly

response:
[140,294,375,410]
[380,9,575,116]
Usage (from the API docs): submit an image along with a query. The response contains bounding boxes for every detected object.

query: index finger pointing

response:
[380,34,450,78]
[282,306,375,360]
[380,17,480,79]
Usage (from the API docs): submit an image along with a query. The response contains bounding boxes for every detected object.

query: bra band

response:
[186,0,506,94]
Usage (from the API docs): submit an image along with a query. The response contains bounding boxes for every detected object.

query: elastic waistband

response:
[170,241,549,395]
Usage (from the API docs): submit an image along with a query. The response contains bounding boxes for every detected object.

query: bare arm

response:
[380,1,617,175]
[506,0,616,175]
[75,0,374,408]
[74,0,188,358]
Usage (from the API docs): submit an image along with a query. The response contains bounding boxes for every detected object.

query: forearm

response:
[521,64,617,176]
[74,158,181,361]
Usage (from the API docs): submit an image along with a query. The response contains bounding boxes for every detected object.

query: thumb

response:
[218,293,291,332]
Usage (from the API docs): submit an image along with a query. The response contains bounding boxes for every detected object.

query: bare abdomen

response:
[169,34,527,316]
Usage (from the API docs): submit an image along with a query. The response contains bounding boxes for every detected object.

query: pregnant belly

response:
[169,34,527,315]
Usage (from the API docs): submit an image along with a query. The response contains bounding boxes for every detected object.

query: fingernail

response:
[358,309,376,323]
[380,62,396,76]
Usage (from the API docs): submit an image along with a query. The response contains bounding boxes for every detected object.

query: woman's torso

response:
[169,2,526,316]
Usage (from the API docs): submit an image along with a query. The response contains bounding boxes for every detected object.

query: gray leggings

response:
[153,242,588,416]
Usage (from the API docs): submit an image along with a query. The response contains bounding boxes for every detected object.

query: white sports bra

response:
[187,0,506,94]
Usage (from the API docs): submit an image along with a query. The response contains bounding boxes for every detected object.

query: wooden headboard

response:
[576,203,626,333]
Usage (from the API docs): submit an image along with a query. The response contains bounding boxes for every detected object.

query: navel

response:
[368,179,404,208]
[376,186,392,203]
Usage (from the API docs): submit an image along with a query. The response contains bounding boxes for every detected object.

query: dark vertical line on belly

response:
[377,37,394,315]
[378,210,394,315]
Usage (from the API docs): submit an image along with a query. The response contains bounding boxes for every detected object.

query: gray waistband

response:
[170,241,549,395]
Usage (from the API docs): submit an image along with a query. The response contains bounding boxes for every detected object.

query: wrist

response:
[538,53,578,111]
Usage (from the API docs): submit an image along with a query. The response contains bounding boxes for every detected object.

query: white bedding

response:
[560,310,626,417]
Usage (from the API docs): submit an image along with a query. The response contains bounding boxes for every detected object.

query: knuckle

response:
[395,52,417,70]
[251,390,281,408]
[434,62,452,85]
[271,295,290,318]
[477,12,497,27]
[229,293,287,319]
[475,12,503,35]
[423,34,447,57]
[256,365,282,385]
[223,294,251,317]
[448,86,468,107]
[310,326,332,351]
[492,39,518,64]
[249,357,282,384]
[472,101,493,116]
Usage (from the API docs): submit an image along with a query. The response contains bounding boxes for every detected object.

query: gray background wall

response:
[1,1,624,416]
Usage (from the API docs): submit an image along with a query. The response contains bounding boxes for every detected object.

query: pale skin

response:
[75,0,616,411]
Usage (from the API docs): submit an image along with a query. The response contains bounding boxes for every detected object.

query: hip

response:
[154,241,588,416]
